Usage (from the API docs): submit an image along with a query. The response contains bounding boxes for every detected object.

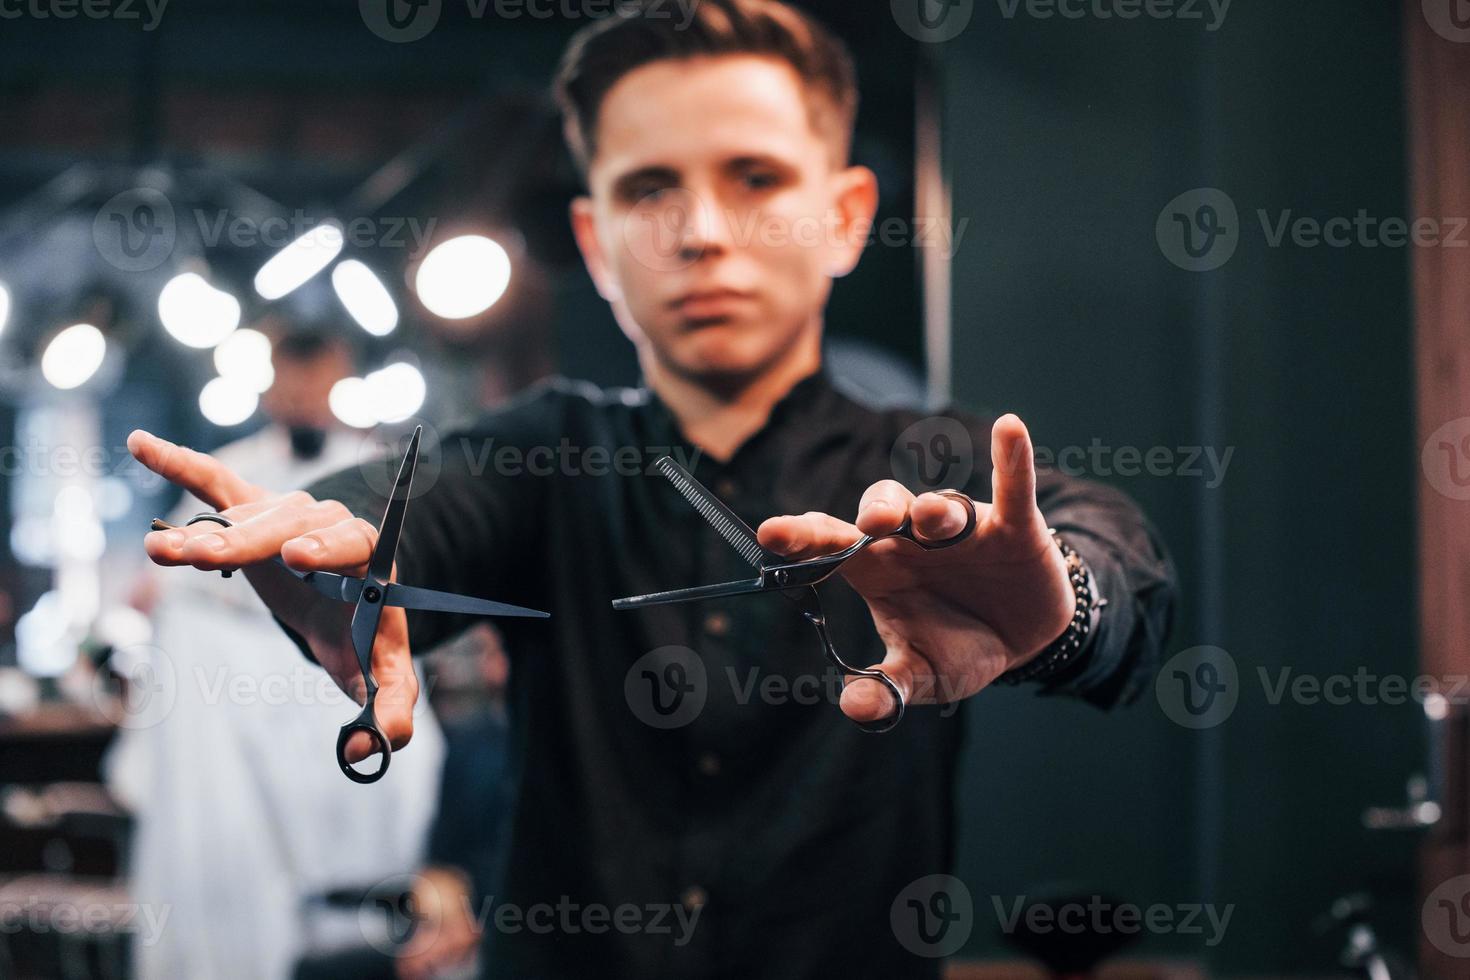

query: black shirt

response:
[291,368,1177,980]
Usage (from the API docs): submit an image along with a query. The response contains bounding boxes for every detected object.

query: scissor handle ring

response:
[336,698,392,784]
[899,489,976,550]
[150,513,238,577]
[850,667,906,734]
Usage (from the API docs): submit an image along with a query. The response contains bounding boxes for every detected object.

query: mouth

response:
[669,288,755,321]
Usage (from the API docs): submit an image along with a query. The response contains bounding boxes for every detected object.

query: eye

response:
[741,171,781,191]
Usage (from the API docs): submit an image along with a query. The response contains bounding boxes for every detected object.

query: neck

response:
[643,328,822,462]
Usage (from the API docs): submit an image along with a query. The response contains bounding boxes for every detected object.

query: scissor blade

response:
[653,456,771,570]
[273,557,364,603]
[367,426,422,583]
[384,582,549,619]
[611,576,765,609]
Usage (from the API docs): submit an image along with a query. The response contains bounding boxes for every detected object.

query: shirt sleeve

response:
[935,408,1179,710]
[270,381,563,663]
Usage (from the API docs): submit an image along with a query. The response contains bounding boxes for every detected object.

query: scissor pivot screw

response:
[364,586,382,603]
[775,570,788,586]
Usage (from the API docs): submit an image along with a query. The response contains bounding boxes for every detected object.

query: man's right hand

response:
[128,429,419,763]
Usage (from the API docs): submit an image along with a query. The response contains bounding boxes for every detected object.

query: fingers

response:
[856,480,970,544]
[838,643,929,726]
[149,493,357,573]
[341,610,418,762]
[989,413,1038,528]
[128,430,265,511]
[143,497,278,566]
[281,515,379,576]
[855,480,913,536]
[757,511,862,561]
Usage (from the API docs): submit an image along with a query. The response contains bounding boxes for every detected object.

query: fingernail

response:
[158,530,184,549]
[294,537,322,555]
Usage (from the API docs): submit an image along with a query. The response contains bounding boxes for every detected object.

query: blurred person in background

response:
[106,319,445,980]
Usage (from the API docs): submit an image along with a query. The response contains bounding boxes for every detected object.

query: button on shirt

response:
[288,369,1178,980]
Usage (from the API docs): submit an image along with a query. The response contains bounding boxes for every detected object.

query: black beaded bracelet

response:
[993,530,1106,686]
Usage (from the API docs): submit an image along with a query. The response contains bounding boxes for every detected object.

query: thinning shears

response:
[151,425,549,783]
[611,457,976,733]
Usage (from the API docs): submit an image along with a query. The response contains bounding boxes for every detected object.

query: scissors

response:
[150,425,549,783]
[611,457,976,733]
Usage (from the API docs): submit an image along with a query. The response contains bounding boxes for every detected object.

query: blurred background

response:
[0,0,1464,978]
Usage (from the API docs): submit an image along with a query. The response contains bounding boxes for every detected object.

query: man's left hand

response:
[758,413,1078,727]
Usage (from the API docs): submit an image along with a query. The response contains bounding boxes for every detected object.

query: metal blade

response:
[347,591,385,689]
[367,426,421,583]
[611,576,765,609]
[384,581,549,619]
[653,456,769,570]
[272,557,364,603]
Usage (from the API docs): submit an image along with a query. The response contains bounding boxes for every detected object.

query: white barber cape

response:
[105,424,445,980]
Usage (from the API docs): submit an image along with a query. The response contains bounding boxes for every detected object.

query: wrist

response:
[995,531,1106,686]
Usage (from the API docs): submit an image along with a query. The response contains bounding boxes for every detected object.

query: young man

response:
[128,1,1177,976]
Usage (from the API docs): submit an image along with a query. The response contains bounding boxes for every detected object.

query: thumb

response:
[990,413,1038,528]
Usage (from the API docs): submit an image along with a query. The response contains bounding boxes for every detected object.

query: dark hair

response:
[553,0,858,177]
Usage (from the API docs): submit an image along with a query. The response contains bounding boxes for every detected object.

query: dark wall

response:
[941,1,1418,973]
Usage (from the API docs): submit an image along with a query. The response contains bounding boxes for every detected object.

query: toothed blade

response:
[654,456,768,570]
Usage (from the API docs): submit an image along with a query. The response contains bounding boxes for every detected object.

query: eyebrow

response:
[611,166,680,200]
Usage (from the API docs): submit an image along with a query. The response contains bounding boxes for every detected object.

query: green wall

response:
[941,1,1420,973]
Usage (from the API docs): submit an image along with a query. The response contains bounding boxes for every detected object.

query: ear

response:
[825,165,880,279]
[570,196,622,303]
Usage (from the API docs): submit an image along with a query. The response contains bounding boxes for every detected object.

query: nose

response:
[674,186,732,263]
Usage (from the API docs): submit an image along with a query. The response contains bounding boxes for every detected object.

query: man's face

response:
[571,55,876,387]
